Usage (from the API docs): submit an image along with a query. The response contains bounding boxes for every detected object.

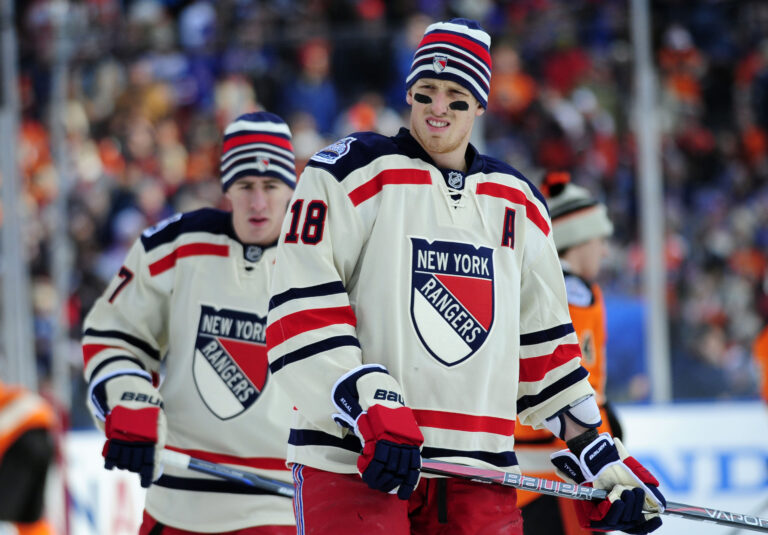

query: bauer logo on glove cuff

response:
[120,392,163,407]
[373,389,405,404]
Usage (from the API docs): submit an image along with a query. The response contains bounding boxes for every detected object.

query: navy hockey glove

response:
[104,405,167,488]
[356,404,424,500]
[98,374,167,488]
[551,432,665,534]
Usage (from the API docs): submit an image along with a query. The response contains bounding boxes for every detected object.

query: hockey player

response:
[266,18,665,535]
[515,172,623,535]
[0,380,57,535]
[82,112,297,534]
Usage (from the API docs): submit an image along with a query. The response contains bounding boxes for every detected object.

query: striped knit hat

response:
[541,172,613,252]
[405,18,492,109]
[220,112,296,191]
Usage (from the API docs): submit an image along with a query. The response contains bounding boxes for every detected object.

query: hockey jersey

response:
[515,270,613,508]
[266,128,594,475]
[82,209,294,532]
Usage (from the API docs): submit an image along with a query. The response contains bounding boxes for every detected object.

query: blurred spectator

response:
[755,325,768,403]
[280,38,339,136]
[13,0,768,423]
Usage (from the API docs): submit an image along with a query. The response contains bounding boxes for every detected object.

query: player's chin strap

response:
[542,394,602,440]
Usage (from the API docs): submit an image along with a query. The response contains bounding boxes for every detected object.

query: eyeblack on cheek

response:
[449,101,470,111]
[413,93,432,104]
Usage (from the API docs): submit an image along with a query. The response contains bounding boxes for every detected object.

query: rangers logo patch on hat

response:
[410,237,495,366]
[192,305,269,419]
[254,154,270,173]
[432,54,448,73]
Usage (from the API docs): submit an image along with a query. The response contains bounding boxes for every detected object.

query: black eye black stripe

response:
[414,93,431,104]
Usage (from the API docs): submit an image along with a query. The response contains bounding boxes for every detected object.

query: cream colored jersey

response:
[82,208,294,532]
[266,128,594,475]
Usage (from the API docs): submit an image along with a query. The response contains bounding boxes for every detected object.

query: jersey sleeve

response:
[81,235,169,425]
[266,164,405,436]
[515,228,594,429]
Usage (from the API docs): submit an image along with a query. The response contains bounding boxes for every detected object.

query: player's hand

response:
[550,432,665,533]
[356,404,424,500]
[102,378,166,488]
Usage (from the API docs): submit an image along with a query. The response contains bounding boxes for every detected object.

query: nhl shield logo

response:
[244,245,263,262]
[192,305,269,419]
[410,237,494,366]
[432,55,448,73]
[447,171,464,189]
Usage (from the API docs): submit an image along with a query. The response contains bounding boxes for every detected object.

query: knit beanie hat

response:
[541,172,614,252]
[405,18,492,109]
[220,112,296,191]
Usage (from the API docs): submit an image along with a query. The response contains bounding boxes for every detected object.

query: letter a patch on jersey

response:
[410,238,495,366]
[193,305,268,419]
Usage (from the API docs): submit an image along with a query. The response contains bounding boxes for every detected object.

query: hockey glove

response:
[550,432,665,534]
[100,376,167,488]
[356,404,424,500]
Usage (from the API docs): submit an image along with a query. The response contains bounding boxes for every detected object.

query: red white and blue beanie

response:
[405,18,492,109]
[220,111,296,192]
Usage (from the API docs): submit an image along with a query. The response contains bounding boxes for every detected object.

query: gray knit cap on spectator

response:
[220,112,296,192]
[541,172,613,252]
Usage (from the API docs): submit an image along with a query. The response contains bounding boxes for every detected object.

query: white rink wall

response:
[58,401,768,535]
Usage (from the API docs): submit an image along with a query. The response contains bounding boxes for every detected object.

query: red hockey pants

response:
[292,464,523,534]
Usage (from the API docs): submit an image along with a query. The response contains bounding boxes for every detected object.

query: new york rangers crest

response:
[433,55,448,73]
[193,305,269,419]
[410,238,494,366]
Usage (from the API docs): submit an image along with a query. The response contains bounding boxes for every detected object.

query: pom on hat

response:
[405,18,492,109]
[220,111,296,191]
[542,171,614,252]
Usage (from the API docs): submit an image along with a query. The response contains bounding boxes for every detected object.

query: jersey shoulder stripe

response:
[269,335,360,374]
[476,181,550,235]
[83,327,161,361]
[148,242,230,276]
[86,354,146,382]
[306,131,399,183]
[412,409,515,436]
[519,344,581,383]
[140,208,234,252]
[348,168,432,206]
[516,366,588,415]
[269,281,346,311]
[154,475,277,495]
[480,156,548,208]
[288,428,362,453]
[266,305,357,347]
[166,445,288,472]
[520,323,575,346]
[421,446,518,468]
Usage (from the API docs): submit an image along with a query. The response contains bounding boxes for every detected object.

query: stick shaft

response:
[160,453,768,532]
[422,460,768,533]
[160,450,295,498]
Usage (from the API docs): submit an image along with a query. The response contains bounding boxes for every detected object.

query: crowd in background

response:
[12,0,768,427]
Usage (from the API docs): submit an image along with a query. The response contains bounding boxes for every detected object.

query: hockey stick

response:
[724,496,768,535]
[421,459,768,533]
[159,451,768,532]
[160,449,295,498]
